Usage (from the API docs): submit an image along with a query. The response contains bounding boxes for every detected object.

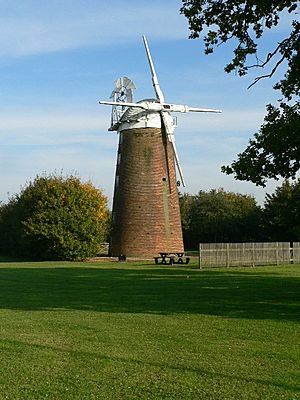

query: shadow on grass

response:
[0,265,299,321]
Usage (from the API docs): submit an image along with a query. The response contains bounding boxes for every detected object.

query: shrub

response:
[0,173,110,260]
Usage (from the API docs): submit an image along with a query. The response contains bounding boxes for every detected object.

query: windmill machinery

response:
[109,76,136,131]
[99,36,221,258]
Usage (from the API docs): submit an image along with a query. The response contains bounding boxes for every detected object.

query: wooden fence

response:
[293,242,300,263]
[198,242,293,268]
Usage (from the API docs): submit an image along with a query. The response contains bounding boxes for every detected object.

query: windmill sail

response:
[99,36,221,257]
[142,36,186,186]
[99,36,221,186]
[143,35,165,103]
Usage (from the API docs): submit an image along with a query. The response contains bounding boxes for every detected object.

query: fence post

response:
[290,242,293,264]
[198,243,202,269]
[226,243,229,267]
[276,242,279,265]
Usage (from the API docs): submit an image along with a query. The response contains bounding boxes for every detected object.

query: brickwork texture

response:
[110,127,184,257]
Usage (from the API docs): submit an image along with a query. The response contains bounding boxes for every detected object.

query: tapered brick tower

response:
[99,37,221,258]
[111,124,183,257]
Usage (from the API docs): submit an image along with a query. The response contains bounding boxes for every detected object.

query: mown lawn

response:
[0,260,299,399]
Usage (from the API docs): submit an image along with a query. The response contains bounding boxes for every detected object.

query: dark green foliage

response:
[0,173,109,260]
[180,189,262,248]
[221,103,300,186]
[263,179,300,241]
[181,1,300,184]
[181,1,299,78]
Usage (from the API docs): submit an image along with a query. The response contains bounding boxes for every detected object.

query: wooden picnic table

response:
[154,252,190,265]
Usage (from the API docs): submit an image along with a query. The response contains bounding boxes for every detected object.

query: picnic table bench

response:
[154,252,190,265]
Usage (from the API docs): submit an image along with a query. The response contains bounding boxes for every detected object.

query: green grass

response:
[0,260,299,399]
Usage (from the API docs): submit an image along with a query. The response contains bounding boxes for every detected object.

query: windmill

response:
[99,36,221,258]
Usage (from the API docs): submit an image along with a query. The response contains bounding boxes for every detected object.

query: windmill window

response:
[162,177,166,182]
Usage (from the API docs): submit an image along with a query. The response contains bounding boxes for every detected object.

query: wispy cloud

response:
[0,1,187,58]
[0,0,283,207]
[0,107,264,148]
[0,109,116,145]
[177,108,265,135]
[0,113,104,131]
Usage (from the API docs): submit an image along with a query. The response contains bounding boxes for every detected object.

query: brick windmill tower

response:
[100,36,221,258]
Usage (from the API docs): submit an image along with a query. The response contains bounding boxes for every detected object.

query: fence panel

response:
[199,242,291,267]
[293,242,300,263]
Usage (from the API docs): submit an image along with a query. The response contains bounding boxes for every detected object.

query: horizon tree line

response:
[0,172,300,258]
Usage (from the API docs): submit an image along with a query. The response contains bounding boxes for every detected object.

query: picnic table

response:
[154,252,190,265]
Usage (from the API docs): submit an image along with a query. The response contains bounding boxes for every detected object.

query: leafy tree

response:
[180,189,261,248]
[0,173,110,261]
[263,179,300,241]
[222,103,300,186]
[179,192,194,237]
[181,1,300,186]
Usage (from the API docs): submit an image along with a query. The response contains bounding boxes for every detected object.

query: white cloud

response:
[0,107,264,153]
[0,113,103,131]
[0,105,283,207]
[0,1,187,58]
[178,108,265,135]
[0,129,118,205]
[0,109,117,145]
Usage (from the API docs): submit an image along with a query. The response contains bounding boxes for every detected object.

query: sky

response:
[0,0,295,207]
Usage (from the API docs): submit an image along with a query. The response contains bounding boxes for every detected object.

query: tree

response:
[181,1,300,186]
[180,189,261,248]
[262,179,300,241]
[221,103,300,186]
[0,173,110,261]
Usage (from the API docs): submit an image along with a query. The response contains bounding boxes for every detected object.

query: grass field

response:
[0,259,299,399]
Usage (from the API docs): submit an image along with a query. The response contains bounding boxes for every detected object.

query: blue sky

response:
[0,0,294,207]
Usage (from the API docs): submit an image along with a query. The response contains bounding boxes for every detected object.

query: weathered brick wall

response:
[110,127,184,257]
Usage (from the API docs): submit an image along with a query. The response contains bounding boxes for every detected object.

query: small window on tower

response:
[162,177,166,182]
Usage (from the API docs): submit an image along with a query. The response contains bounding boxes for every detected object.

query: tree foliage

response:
[263,179,300,241]
[0,174,110,261]
[180,189,261,248]
[221,102,300,186]
[181,0,300,185]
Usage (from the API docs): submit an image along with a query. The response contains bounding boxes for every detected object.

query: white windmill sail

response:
[99,36,222,187]
[142,35,186,187]
[142,35,165,103]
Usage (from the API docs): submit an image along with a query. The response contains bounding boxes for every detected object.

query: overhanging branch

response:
[248,53,286,89]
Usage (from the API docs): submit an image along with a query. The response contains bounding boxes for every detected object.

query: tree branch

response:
[246,38,287,70]
[247,52,286,89]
